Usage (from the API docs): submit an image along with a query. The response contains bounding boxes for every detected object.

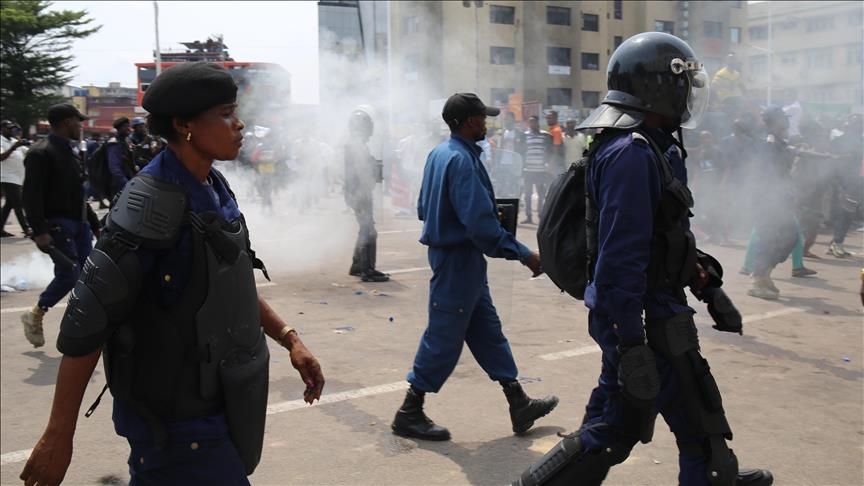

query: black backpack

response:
[537,130,666,300]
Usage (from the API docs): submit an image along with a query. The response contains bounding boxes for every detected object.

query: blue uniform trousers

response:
[37,217,92,309]
[579,310,715,486]
[407,246,519,393]
[127,437,248,485]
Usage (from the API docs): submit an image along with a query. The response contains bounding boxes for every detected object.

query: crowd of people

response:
[0,29,860,486]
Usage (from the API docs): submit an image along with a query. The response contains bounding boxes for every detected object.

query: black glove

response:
[702,286,743,335]
[617,343,660,410]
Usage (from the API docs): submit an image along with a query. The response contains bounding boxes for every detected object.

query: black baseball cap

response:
[47,103,88,125]
[442,93,500,126]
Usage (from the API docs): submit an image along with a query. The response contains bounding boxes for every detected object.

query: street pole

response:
[154,1,162,76]
[767,1,772,106]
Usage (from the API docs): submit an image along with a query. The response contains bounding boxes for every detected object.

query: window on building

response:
[847,44,862,65]
[805,48,833,69]
[547,6,570,26]
[581,91,600,108]
[581,52,600,70]
[402,16,420,34]
[490,5,516,25]
[749,25,768,40]
[749,55,768,76]
[403,53,419,80]
[614,0,623,19]
[548,47,571,75]
[778,20,798,30]
[780,52,797,65]
[703,21,723,38]
[614,36,623,50]
[490,88,515,106]
[490,46,516,65]
[548,46,571,67]
[806,16,834,32]
[548,88,573,107]
[729,27,741,44]
[654,20,675,35]
[582,13,599,31]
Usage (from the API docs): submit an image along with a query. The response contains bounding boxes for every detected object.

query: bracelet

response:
[277,326,296,349]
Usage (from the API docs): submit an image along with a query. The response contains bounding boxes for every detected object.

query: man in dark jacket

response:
[20,103,101,348]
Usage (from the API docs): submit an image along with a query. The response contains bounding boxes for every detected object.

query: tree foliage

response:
[0,0,100,132]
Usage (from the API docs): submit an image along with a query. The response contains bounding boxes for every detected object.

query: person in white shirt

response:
[0,120,30,237]
[562,117,587,165]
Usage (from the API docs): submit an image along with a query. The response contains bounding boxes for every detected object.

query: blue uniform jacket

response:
[112,148,242,442]
[584,128,694,344]
[418,135,532,262]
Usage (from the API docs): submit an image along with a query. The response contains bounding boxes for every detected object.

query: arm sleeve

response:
[22,148,50,236]
[106,144,128,188]
[447,154,532,261]
[592,143,661,344]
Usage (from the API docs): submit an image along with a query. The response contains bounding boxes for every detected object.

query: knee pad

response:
[646,314,732,439]
[514,433,633,486]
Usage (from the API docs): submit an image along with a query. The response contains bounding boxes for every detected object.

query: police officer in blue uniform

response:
[514,33,773,486]
[21,62,324,486]
[391,93,559,441]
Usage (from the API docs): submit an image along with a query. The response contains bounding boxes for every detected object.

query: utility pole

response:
[154,1,162,76]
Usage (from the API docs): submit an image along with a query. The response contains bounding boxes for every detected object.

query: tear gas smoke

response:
[1,252,55,291]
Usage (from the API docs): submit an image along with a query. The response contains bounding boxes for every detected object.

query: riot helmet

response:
[348,109,374,140]
[603,32,709,129]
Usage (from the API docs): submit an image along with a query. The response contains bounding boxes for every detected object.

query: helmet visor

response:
[681,67,709,129]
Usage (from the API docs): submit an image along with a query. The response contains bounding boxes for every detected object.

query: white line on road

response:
[381,266,428,275]
[266,381,406,415]
[538,345,599,361]
[0,281,278,314]
[0,307,810,465]
[0,448,32,466]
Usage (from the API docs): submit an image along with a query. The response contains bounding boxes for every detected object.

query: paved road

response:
[1,189,862,486]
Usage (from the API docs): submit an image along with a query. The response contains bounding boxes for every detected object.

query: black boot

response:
[502,381,559,434]
[737,468,773,485]
[391,389,451,441]
[361,269,390,282]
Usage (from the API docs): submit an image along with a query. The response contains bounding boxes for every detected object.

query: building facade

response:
[387,0,748,121]
[745,1,863,114]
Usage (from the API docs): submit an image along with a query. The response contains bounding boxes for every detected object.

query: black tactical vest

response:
[586,130,697,301]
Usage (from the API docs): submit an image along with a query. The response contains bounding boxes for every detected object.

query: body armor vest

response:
[586,130,696,300]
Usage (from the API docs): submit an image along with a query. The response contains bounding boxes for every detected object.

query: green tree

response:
[0,0,100,132]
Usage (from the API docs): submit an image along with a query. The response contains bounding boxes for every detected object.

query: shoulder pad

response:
[107,173,188,249]
[631,132,650,146]
[577,103,645,131]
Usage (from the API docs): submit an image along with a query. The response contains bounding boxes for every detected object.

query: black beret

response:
[142,62,237,117]
[113,117,130,129]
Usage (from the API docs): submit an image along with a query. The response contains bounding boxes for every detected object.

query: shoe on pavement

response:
[361,269,390,282]
[748,285,779,300]
[21,305,46,348]
[827,242,852,258]
[736,468,774,485]
[519,218,534,225]
[792,267,817,277]
[738,267,752,276]
[803,251,821,259]
[392,389,451,441]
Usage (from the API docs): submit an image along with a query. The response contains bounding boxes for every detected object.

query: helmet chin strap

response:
[675,127,688,161]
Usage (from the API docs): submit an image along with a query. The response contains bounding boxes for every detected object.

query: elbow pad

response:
[58,247,142,356]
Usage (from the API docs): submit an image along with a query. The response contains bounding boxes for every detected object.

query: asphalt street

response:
[1,188,862,486]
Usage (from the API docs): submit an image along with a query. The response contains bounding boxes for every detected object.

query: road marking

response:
[0,306,810,465]
[0,448,32,466]
[537,307,806,361]
[742,307,805,323]
[0,281,278,314]
[539,345,599,361]
[266,381,406,415]
[381,266,428,275]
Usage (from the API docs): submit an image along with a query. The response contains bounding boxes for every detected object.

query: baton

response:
[43,245,78,272]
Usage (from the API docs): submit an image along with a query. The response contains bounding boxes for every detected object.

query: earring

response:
[186,132,192,142]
